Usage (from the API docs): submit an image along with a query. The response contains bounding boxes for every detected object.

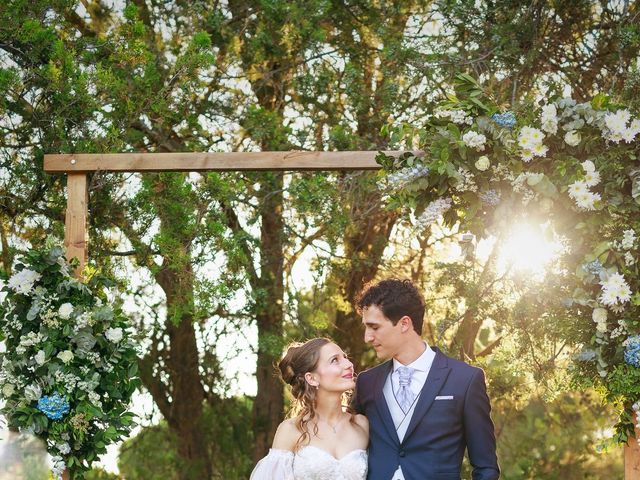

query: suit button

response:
[399,450,406,457]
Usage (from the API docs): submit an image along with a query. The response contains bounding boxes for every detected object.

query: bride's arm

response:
[353,414,370,449]
[272,419,298,450]
[249,420,298,480]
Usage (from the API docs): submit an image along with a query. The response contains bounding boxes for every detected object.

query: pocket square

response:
[435,395,454,400]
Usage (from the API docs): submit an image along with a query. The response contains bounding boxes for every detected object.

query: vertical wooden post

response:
[64,173,88,275]
[62,173,87,480]
[626,426,640,479]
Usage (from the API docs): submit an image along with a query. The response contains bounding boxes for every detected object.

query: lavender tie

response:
[396,366,415,413]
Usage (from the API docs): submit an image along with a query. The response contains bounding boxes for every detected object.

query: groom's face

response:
[361,305,404,360]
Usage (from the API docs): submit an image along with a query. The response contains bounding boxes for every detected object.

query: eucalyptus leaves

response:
[0,239,139,479]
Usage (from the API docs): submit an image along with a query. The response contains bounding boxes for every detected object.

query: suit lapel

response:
[402,347,451,443]
[373,360,399,445]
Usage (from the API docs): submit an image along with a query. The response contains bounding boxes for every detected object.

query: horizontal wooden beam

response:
[44,151,418,173]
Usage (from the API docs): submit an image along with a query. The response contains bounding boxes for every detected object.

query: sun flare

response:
[497,222,565,277]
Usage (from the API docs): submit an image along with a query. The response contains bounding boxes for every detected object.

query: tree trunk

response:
[154,263,212,480]
[331,182,399,370]
[252,172,285,462]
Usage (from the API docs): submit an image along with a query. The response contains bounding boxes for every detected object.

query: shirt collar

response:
[393,342,434,373]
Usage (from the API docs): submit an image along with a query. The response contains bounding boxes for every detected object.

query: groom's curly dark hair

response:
[355,278,425,335]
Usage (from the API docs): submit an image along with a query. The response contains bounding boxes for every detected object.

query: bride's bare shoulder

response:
[353,413,369,433]
[272,418,299,451]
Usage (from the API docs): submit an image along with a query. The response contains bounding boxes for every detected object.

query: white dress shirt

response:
[383,343,436,480]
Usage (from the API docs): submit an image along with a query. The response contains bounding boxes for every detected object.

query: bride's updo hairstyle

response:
[278,337,332,450]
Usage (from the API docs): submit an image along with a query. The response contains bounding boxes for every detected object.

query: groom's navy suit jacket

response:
[353,347,499,480]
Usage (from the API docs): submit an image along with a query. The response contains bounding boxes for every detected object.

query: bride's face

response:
[309,342,355,393]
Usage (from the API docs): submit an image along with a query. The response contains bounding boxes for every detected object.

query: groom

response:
[353,279,500,480]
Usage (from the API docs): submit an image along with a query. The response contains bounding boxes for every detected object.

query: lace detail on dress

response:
[293,446,368,480]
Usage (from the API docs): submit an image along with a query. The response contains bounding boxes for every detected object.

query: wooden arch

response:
[43,151,640,478]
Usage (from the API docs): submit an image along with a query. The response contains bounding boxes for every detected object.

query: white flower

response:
[7,269,42,295]
[475,155,490,171]
[435,109,473,125]
[105,327,123,343]
[518,126,547,160]
[605,272,627,289]
[541,104,558,134]
[532,143,549,157]
[602,109,639,143]
[574,191,600,210]
[57,442,71,455]
[462,131,487,151]
[583,170,600,187]
[436,109,472,124]
[625,252,635,266]
[57,350,74,364]
[592,307,607,324]
[58,303,74,320]
[88,391,102,408]
[518,126,545,149]
[34,350,46,366]
[596,320,608,333]
[2,383,15,397]
[623,119,640,143]
[600,272,632,305]
[605,109,630,132]
[520,149,534,162]
[541,121,557,135]
[622,229,636,250]
[581,160,595,172]
[51,455,66,478]
[24,384,42,402]
[564,130,581,146]
[568,181,589,199]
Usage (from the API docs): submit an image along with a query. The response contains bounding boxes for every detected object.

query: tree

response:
[2,1,640,475]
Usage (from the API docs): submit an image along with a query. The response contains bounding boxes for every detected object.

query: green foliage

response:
[379,78,640,443]
[491,392,623,479]
[118,398,254,480]
[84,468,121,480]
[2,0,640,475]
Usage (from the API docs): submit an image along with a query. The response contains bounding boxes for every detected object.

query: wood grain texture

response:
[65,173,88,275]
[43,151,419,172]
[626,427,640,479]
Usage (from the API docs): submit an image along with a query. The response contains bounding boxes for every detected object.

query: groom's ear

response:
[399,316,412,332]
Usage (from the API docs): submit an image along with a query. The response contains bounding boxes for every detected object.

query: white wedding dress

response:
[250,445,368,480]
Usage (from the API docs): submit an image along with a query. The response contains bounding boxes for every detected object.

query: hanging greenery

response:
[377,74,640,444]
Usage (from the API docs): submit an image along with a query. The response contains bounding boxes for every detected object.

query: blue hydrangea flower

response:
[37,393,70,420]
[624,336,640,368]
[479,189,501,206]
[584,259,603,276]
[491,111,517,128]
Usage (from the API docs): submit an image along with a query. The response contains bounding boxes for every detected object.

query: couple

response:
[250,279,500,480]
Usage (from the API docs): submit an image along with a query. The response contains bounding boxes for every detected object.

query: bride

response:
[250,337,369,480]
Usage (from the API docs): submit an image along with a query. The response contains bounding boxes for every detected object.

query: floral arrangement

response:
[377,74,640,444]
[0,239,140,478]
